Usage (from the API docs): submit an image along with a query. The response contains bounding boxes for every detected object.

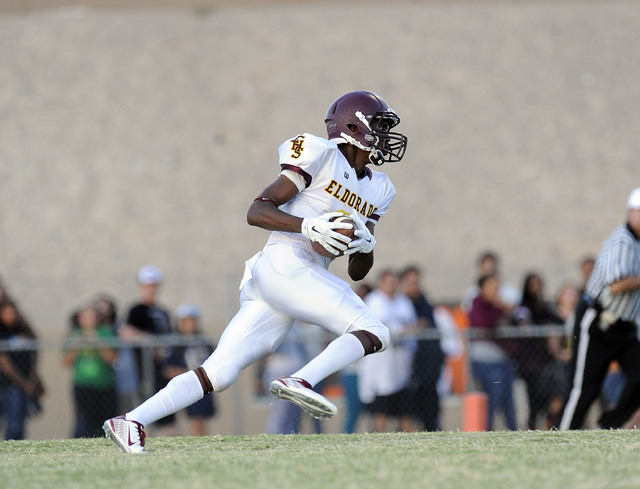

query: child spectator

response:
[63,303,118,437]
[163,304,217,436]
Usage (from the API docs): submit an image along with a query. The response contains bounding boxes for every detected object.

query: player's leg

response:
[126,300,293,425]
[252,249,388,418]
[254,250,389,387]
[270,320,383,419]
[104,300,293,452]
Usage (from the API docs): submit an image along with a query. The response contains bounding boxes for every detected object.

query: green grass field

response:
[1,430,639,489]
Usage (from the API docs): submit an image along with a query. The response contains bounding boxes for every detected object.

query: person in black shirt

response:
[119,265,174,428]
[0,301,44,440]
[401,266,445,431]
[512,272,564,429]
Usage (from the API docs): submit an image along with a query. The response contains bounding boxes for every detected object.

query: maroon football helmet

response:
[325,91,407,165]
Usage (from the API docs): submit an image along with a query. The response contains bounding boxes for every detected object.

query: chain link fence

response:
[0,323,615,439]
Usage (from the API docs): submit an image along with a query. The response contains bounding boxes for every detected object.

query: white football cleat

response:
[103,415,146,454]
[270,376,338,419]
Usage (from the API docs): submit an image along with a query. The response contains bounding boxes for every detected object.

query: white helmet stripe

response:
[355,111,371,130]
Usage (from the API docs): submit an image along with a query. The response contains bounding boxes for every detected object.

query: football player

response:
[104,91,408,452]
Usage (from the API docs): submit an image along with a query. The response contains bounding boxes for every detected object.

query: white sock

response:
[127,370,204,427]
[292,333,365,387]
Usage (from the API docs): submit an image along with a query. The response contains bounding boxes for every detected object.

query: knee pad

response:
[201,362,239,392]
[350,311,390,353]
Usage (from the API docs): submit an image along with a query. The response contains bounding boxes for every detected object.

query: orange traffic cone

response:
[463,391,488,432]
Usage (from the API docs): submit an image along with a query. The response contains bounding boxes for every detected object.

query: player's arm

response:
[248,175,353,255]
[247,175,303,232]
[347,221,375,281]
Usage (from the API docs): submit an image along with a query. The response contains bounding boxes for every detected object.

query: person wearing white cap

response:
[136,265,164,286]
[118,265,175,430]
[559,187,640,430]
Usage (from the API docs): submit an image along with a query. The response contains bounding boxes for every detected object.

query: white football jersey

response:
[264,133,396,264]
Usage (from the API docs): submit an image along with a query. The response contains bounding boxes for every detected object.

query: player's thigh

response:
[206,300,294,371]
[253,249,368,336]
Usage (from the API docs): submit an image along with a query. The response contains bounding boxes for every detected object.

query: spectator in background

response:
[401,265,445,431]
[93,293,139,413]
[512,272,564,430]
[100,296,139,416]
[468,273,517,431]
[545,282,579,428]
[119,265,174,431]
[340,283,372,434]
[94,294,118,331]
[432,304,465,398]
[461,251,520,313]
[0,300,45,440]
[579,255,596,294]
[555,283,580,325]
[63,303,118,438]
[164,304,217,436]
[358,270,417,432]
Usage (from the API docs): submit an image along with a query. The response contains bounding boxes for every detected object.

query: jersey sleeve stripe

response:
[280,164,312,188]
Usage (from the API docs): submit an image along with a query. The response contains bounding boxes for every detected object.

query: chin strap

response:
[338,132,384,165]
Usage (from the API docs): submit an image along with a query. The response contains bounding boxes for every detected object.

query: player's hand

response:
[345,212,376,255]
[301,212,354,256]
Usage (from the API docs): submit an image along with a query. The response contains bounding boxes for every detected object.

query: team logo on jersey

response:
[290,135,305,159]
[323,179,378,218]
[344,172,349,179]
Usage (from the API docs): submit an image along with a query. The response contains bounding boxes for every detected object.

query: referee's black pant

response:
[559,297,640,430]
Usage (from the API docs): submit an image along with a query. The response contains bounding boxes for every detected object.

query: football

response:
[311,215,356,258]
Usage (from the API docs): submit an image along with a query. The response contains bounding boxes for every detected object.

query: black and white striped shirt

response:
[586,224,640,322]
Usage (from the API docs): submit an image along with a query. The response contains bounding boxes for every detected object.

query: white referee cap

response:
[628,187,640,209]
[137,265,164,285]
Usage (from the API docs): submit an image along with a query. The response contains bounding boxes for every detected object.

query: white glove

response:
[345,212,376,255]
[301,212,354,256]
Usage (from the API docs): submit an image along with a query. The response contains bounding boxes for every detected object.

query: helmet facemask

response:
[339,111,407,166]
[364,112,407,165]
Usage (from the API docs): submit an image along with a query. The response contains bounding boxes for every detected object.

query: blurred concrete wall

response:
[1,0,638,438]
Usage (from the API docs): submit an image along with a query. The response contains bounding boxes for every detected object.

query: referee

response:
[559,187,640,430]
